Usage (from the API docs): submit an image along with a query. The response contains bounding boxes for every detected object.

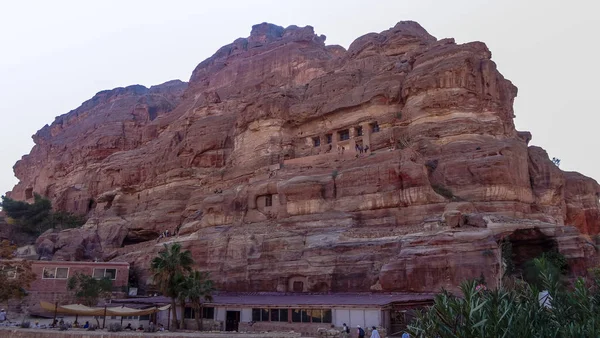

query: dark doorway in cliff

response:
[87,198,96,212]
[504,228,559,275]
[25,188,33,200]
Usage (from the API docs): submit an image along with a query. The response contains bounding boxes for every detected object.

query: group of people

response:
[354,143,369,156]
[156,229,175,242]
[341,323,382,338]
[336,143,371,156]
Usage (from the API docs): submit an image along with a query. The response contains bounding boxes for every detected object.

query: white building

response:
[112,292,433,336]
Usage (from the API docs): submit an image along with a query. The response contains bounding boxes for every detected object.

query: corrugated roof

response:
[112,292,434,308]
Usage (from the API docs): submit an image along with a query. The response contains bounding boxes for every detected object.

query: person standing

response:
[402,332,410,338]
[357,325,365,338]
[0,309,6,323]
[370,326,381,338]
[341,323,350,338]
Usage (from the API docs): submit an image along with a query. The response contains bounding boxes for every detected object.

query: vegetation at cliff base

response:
[1,193,86,237]
[67,272,113,307]
[408,256,600,337]
[151,243,214,330]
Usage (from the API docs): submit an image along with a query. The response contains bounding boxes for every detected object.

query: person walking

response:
[0,309,6,323]
[357,325,365,338]
[341,323,350,338]
[370,326,381,338]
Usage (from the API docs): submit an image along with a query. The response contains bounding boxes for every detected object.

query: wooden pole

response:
[52,301,58,327]
[167,307,171,331]
[102,305,107,329]
[120,316,123,326]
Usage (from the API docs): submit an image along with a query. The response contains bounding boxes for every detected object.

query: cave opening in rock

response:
[122,229,160,247]
[25,187,33,200]
[504,228,559,275]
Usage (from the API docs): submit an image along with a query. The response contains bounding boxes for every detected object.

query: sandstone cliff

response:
[8,22,600,293]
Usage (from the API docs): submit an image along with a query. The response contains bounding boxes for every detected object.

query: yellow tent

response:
[40,301,170,316]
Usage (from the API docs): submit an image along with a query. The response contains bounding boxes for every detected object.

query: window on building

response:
[301,309,310,323]
[292,281,304,292]
[291,309,302,323]
[338,129,350,141]
[93,268,117,280]
[252,308,270,322]
[371,122,380,133]
[312,137,320,147]
[356,126,363,136]
[184,307,194,319]
[270,309,289,322]
[42,267,69,279]
[323,309,332,323]
[186,307,214,320]
[1,266,17,279]
[265,195,272,207]
[204,307,215,319]
[291,309,332,323]
[309,309,332,323]
[326,134,332,144]
[139,315,150,321]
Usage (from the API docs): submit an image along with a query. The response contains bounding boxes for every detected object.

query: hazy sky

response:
[1,0,598,196]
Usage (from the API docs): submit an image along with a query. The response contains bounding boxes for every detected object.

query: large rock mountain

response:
[8,22,600,293]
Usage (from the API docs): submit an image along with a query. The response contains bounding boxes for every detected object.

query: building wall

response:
[24,261,129,310]
[211,306,385,336]
[29,261,130,293]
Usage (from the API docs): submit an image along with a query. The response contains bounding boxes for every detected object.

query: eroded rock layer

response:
[8,22,600,292]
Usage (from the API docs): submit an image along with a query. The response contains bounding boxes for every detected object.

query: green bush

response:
[408,257,600,337]
[20,321,30,328]
[0,194,86,236]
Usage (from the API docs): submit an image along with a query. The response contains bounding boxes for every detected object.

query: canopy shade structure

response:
[40,301,170,316]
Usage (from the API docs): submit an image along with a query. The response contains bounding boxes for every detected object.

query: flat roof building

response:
[113,292,434,336]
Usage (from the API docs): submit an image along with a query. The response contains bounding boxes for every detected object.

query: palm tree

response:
[151,243,193,330]
[179,271,215,331]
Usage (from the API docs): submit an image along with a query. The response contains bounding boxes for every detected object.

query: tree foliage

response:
[0,240,36,303]
[151,243,194,330]
[408,256,600,337]
[67,272,113,307]
[178,270,215,330]
[1,194,85,237]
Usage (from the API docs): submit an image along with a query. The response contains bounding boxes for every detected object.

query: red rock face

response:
[8,22,600,292]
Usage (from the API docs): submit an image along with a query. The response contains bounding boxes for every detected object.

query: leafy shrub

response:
[408,257,600,338]
[20,321,30,328]
[0,194,86,236]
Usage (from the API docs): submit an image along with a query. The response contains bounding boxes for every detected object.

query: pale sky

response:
[1,0,598,196]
